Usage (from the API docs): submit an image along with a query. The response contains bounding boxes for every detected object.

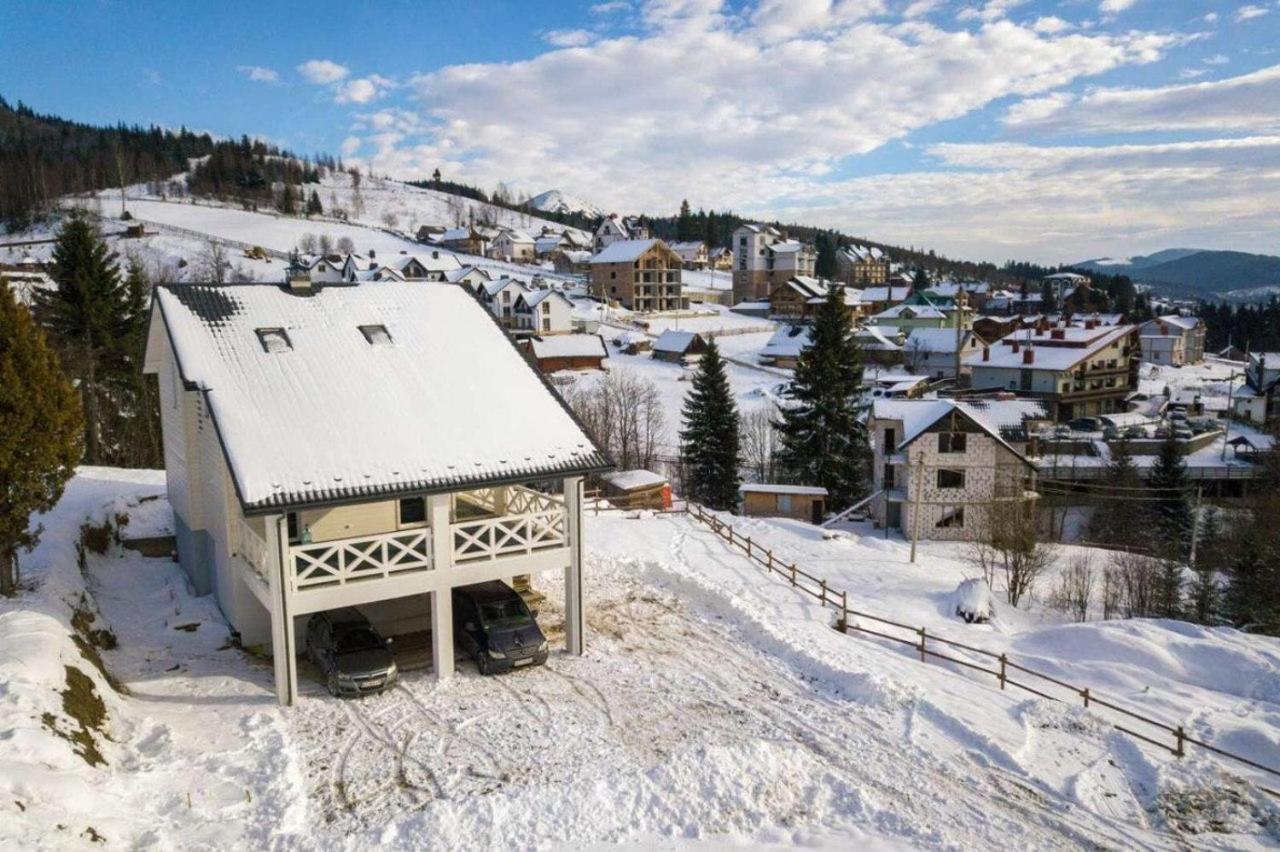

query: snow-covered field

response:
[5,469,1280,849]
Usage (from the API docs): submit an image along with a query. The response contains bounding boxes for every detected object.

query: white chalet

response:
[492,229,536,263]
[480,277,531,328]
[143,280,608,705]
[514,289,574,335]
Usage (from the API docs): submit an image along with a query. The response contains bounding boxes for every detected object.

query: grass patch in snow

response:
[41,665,109,767]
[1156,772,1280,836]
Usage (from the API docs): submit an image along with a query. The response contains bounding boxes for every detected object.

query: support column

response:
[428,494,454,680]
[563,476,585,655]
[267,515,296,706]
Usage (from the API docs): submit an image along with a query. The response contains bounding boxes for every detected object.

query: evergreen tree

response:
[279,182,297,215]
[34,212,141,464]
[774,285,871,510]
[0,285,83,594]
[1153,559,1185,620]
[1088,437,1146,549]
[1188,507,1223,623]
[1148,433,1194,559]
[306,189,323,217]
[911,268,929,292]
[814,231,839,279]
[679,339,742,510]
[676,199,696,242]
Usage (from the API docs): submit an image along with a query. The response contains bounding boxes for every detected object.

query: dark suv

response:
[452,581,549,675]
[305,607,398,697]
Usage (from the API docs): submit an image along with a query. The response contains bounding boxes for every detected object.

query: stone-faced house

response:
[868,399,1045,541]
[143,278,609,705]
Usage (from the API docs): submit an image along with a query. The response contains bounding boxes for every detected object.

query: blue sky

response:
[2,0,1278,263]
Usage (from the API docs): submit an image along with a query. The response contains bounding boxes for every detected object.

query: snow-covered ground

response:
[5,469,1280,848]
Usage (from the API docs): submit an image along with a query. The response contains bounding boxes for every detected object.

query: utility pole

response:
[1221,371,1239,461]
[910,451,925,564]
[114,141,128,219]
[1188,485,1203,565]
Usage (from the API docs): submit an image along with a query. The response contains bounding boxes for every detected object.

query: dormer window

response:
[256,328,292,353]
[359,324,392,345]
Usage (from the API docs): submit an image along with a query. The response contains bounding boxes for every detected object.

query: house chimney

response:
[432,250,439,259]
[1051,329,1065,340]
[1011,339,1020,353]
[1023,347,1035,364]
[369,249,376,259]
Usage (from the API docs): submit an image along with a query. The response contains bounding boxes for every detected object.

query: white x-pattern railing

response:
[456,485,564,518]
[233,519,272,582]
[289,528,432,590]
[452,509,567,563]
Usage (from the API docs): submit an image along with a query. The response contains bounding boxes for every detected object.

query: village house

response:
[868,399,1045,541]
[415,224,448,243]
[859,282,912,314]
[760,324,810,369]
[652,329,708,364]
[513,288,574,335]
[143,278,609,706]
[479,277,531,328]
[731,223,817,304]
[868,302,949,330]
[985,288,1044,317]
[836,244,890,287]
[593,214,650,252]
[1138,315,1206,366]
[669,240,709,269]
[1235,352,1280,425]
[1042,272,1091,305]
[0,255,52,305]
[766,276,864,321]
[491,228,537,263]
[436,225,494,256]
[588,238,685,313]
[524,333,609,373]
[739,484,828,524]
[902,327,981,381]
[854,325,906,367]
[967,321,1140,421]
[708,246,733,271]
[445,265,494,294]
[547,249,593,276]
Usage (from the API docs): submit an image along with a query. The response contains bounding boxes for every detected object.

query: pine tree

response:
[34,212,140,464]
[676,199,695,242]
[1088,437,1145,549]
[306,189,323,217]
[1148,433,1193,559]
[679,339,742,509]
[279,182,297,215]
[0,285,83,594]
[1153,558,1185,619]
[774,285,871,510]
[1188,508,1223,623]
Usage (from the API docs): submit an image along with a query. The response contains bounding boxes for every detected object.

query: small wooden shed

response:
[599,469,671,509]
[739,484,828,524]
[525,333,609,373]
[652,330,708,364]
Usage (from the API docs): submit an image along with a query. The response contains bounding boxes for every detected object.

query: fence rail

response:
[680,502,1280,796]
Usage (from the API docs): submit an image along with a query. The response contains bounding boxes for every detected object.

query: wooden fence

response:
[681,502,1280,797]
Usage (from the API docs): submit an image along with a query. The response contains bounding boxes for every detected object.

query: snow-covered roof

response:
[854,325,903,350]
[519,289,572,309]
[590,239,663,264]
[390,252,462,274]
[872,303,945,321]
[445,265,491,283]
[1043,272,1089,282]
[1141,315,1200,334]
[602,469,668,491]
[860,286,911,303]
[904,327,972,354]
[483,277,530,298]
[767,241,805,255]
[527,334,608,360]
[669,241,705,252]
[973,325,1135,372]
[761,325,811,359]
[499,228,535,244]
[871,399,1047,459]
[438,227,483,242]
[739,483,828,496]
[147,282,608,512]
[652,329,704,354]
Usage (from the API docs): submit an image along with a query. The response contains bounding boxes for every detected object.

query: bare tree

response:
[564,369,666,472]
[1101,561,1124,620]
[318,233,334,255]
[1112,550,1160,618]
[1048,552,1095,622]
[336,236,356,255]
[905,337,931,374]
[382,211,399,230]
[349,168,364,218]
[298,232,318,254]
[198,241,230,284]
[968,507,1056,607]
[740,404,780,482]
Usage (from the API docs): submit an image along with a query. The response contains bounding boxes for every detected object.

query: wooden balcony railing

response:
[289,528,432,590]
[452,509,567,563]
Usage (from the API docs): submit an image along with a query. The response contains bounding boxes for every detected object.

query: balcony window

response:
[936,506,965,528]
[937,469,965,489]
[938,432,967,453]
[359,324,392,345]
[399,496,426,526]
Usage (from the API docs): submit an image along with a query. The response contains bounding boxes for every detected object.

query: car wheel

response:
[326,671,341,697]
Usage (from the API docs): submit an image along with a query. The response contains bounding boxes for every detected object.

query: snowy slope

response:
[529,189,606,220]
[6,470,1279,848]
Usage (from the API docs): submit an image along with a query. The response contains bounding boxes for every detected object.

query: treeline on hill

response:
[1198,298,1280,353]
[186,136,341,215]
[0,95,221,229]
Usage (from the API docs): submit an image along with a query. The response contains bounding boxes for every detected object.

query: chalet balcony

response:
[451,486,567,563]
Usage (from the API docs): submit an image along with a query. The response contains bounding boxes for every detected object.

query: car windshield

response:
[480,601,528,627]
[334,627,383,655]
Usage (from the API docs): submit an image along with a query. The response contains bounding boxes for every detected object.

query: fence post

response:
[820,579,827,606]
[1175,726,1186,758]
[840,590,848,633]
[790,564,797,587]
[745,536,752,558]
[998,653,1007,690]
[918,627,927,663]
[767,550,774,574]
[1081,687,1090,708]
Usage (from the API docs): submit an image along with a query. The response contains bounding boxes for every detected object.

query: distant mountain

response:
[529,189,605,220]
[1074,249,1280,300]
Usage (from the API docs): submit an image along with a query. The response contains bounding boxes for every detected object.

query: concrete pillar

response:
[267,515,296,706]
[563,476,585,655]
[428,494,455,679]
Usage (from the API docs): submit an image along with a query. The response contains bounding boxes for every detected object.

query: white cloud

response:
[297,59,350,85]
[1178,67,1208,79]
[1031,16,1072,34]
[1099,0,1137,15]
[1203,53,1229,65]
[341,136,362,156]
[902,0,941,18]
[590,1,631,12]
[1235,4,1270,22]
[1204,12,1219,23]
[237,65,280,84]
[957,0,1028,23]
[543,28,595,47]
[334,75,395,105]
[1005,64,1280,134]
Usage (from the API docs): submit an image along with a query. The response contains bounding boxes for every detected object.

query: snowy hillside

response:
[529,189,606,220]
[4,469,1280,848]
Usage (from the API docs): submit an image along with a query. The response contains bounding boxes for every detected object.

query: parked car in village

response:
[305,608,398,698]
[452,581,549,675]
[1067,417,1101,432]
